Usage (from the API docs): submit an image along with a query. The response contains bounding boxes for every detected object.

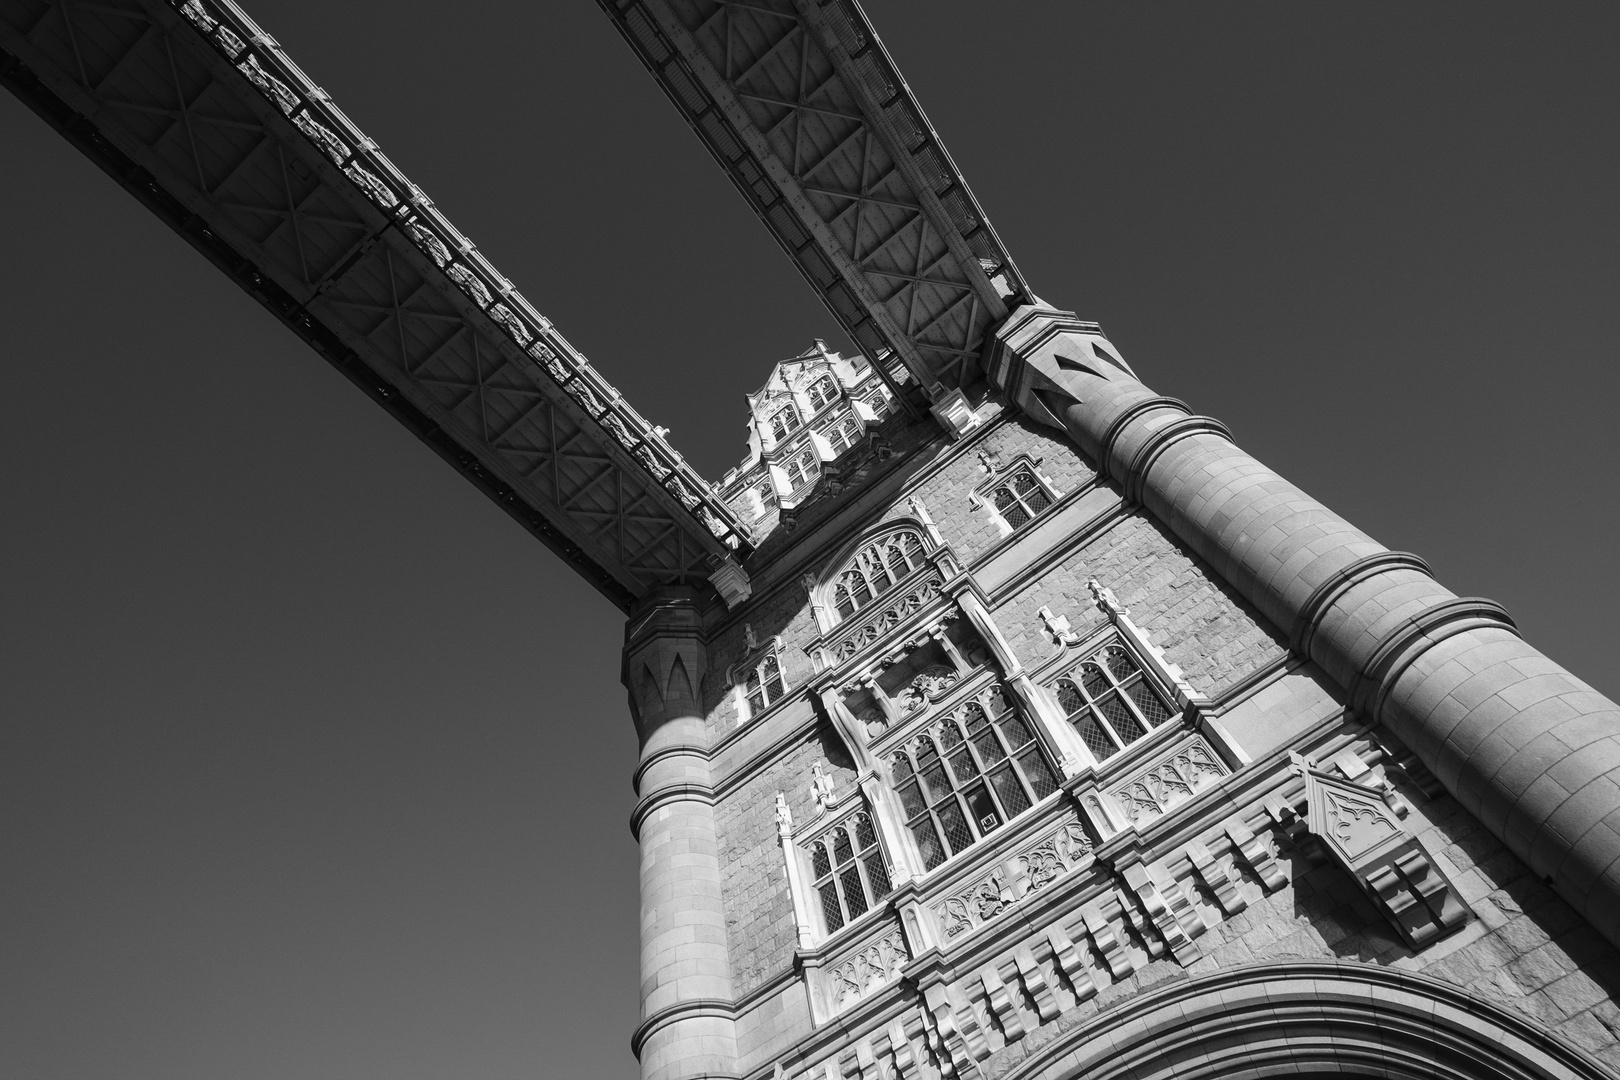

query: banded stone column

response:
[989,304,1620,947]
[624,587,737,1080]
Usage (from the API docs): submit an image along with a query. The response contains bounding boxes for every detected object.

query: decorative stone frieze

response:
[825,928,910,1015]
[936,821,1094,941]
[1109,735,1229,827]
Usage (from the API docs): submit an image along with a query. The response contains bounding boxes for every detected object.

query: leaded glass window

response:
[744,650,786,714]
[990,465,1054,529]
[770,404,801,441]
[1051,642,1175,761]
[754,479,776,512]
[808,812,891,933]
[832,529,926,620]
[807,375,838,412]
[786,448,818,489]
[825,415,860,455]
[888,689,1059,871]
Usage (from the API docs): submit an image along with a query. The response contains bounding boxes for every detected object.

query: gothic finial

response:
[1087,578,1126,616]
[1038,605,1080,647]
[811,761,835,808]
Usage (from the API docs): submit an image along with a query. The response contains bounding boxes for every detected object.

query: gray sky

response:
[2,3,1616,1078]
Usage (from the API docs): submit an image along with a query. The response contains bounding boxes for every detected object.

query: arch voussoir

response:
[1005,962,1616,1080]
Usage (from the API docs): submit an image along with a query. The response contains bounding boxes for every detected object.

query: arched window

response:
[770,404,801,441]
[824,415,860,455]
[754,478,776,513]
[807,375,838,412]
[807,812,891,933]
[786,448,818,489]
[866,389,891,419]
[744,650,785,714]
[831,529,926,620]
[888,691,1058,870]
[1051,642,1174,761]
[990,464,1053,529]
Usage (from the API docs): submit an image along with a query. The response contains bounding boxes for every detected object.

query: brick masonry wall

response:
[970,784,1620,1080]
[714,724,860,996]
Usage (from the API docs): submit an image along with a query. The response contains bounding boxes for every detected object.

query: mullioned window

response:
[888,688,1059,870]
[832,529,927,620]
[1050,641,1175,761]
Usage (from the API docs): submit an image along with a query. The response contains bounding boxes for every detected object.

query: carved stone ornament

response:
[1296,758,1469,949]
[827,928,910,1013]
[811,761,836,808]
[775,792,793,831]
[897,665,959,714]
[936,822,1093,940]
[828,574,944,666]
[1111,737,1230,827]
[1038,604,1081,647]
[1087,578,1125,616]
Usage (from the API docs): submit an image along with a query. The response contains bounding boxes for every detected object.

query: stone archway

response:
[1004,961,1615,1080]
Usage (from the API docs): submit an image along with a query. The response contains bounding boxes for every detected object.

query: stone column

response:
[624,587,737,1080]
[989,303,1620,947]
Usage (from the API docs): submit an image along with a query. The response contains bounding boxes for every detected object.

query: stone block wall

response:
[714,725,858,996]
[968,778,1620,1080]
[993,510,1288,692]
[677,410,1617,1080]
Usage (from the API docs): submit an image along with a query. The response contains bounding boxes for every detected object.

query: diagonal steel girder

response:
[0,0,752,611]
[598,0,1032,402]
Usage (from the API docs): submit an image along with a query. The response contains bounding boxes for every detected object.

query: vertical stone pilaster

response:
[989,303,1620,949]
[625,587,738,1080]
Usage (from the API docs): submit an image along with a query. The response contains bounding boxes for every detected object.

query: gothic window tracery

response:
[888,689,1059,871]
[1050,641,1175,761]
[990,464,1054,529]
[832,529,926,620]
[807,811,891,933]
[807,375,838,412]
[754,478,776,513]
[786,448,818,489]
[825,415,860,455]
[744,650,786,715]
[865,388,891,419]
[770,403,801,442]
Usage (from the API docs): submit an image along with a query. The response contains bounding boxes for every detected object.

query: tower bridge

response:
[4,2,1619,1079]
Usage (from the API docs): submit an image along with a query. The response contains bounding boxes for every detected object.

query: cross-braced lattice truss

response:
[599,0,1032,402]
[0,0,751,610]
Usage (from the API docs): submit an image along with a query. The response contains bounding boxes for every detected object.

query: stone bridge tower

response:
[3,1,1617,1079]
[624,327,1620,1080]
